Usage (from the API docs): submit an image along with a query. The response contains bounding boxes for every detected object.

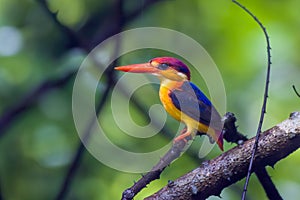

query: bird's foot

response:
[173,132,193,144]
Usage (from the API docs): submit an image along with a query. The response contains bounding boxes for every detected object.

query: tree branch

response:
[0,71,75,138]
[223,112,283,200]
[122,138,187,200]
[55,74,113,200]
[145,112,300,200]
[0,0,163,139]
[37,0,80,48]
[122,112,283,200]
[55,0,125,198]
[89,0,163,48]
[255,168,282,200]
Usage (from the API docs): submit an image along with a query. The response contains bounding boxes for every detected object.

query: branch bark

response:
[223,112,283,199]
[145,112,300,200]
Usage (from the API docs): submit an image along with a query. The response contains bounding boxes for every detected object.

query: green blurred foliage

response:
[0,0,299,200]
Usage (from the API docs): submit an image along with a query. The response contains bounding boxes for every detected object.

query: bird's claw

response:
[173,133,193,144]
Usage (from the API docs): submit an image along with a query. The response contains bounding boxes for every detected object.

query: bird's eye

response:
[157,63,169,70]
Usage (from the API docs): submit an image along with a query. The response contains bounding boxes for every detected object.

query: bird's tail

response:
[207,129,224,151]
[216,130,224,151]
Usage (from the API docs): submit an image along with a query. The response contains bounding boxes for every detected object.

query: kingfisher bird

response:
[115,57,224,151]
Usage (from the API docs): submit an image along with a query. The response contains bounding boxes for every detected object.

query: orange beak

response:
[115,63,159,74]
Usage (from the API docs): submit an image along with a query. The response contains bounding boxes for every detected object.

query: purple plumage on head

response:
[150,57,191,80]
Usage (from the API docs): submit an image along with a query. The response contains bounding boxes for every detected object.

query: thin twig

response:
[232,1,272,199]
[292,85,300,98]
[122,139,187,200]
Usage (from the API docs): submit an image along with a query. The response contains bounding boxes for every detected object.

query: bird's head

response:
[115,57,191,81]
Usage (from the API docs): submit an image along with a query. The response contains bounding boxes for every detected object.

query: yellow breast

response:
[159,84,182,121]
[159,80,210,134]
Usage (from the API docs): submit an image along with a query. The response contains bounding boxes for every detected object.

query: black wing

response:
[169,81,222,130]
